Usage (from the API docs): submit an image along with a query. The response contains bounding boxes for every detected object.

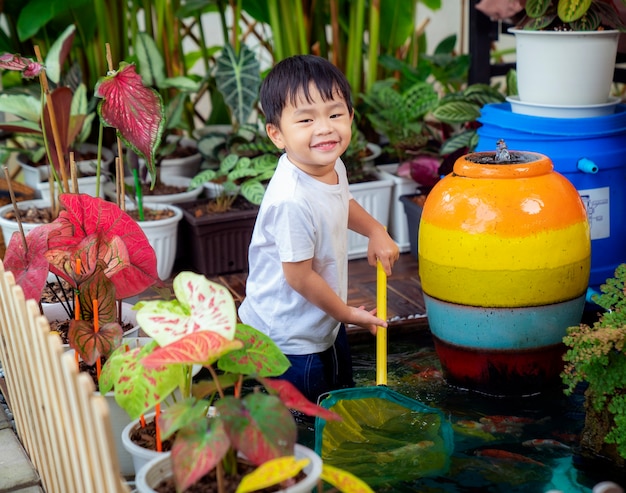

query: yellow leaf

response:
[320,464,375,493]
[235,456,310,493]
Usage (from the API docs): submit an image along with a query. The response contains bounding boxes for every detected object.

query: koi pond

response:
[299,329,621,493]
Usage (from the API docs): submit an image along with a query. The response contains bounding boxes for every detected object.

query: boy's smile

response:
[266,83,353,182]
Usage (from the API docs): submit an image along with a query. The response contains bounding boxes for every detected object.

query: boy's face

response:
[266,83,353,178]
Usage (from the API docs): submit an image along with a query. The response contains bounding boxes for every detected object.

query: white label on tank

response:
[578,187,609,240]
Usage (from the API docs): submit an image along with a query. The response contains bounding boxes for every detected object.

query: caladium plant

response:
[100,271,373,493]
[3,193,160,364]
[95,62,165,187]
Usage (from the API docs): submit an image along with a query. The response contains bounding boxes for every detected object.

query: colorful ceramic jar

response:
[418,150,591,395]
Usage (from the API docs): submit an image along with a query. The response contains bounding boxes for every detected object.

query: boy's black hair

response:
[259,55,353,127]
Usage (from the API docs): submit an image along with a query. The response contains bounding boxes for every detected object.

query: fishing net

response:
[315,385,454,488]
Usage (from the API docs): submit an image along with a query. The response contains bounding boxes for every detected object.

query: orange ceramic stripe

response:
[421,171,587,237]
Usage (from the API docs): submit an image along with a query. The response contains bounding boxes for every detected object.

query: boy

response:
[238,55,399,403]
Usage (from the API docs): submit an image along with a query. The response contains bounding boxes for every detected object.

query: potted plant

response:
[508,0,625,108]
[101,270,374,493]
[561,263,626,475]
[362,66,505,254]
[0,25,111,200]
[177,143,279,277]
[2,191,161,475]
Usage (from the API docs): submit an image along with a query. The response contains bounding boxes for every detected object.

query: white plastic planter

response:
[0,199,51,247]
[510,28,619,106]
[135,443,323,493]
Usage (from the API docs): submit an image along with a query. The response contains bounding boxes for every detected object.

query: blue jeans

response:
[280,324,355,404]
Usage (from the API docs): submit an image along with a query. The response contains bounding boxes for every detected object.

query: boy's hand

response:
[367,228,400,276]
[348,305,386,336]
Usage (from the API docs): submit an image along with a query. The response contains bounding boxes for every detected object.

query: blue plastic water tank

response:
[476,103,626,291]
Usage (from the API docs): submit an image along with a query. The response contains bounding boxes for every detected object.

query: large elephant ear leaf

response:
[95,63,165,185]
[214,44,261,130]
[48,194,158,299]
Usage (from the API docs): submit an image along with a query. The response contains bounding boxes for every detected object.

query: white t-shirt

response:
[238,154,350,355]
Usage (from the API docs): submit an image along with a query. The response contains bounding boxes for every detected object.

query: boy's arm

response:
[347,198,400,275]
[283,259,387,335]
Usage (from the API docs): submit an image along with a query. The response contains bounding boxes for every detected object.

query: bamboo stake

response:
[2,166,27,253]
[70,152,79,194]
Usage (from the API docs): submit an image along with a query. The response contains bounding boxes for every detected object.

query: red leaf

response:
[95,63,164,183]
[172,420,231,492]
[69,319,123,365]
[43,86,73,174]
[261,378,342,421]
[3,222,63,301]
[47,194,158,298]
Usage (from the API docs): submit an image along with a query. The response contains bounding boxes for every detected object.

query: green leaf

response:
[16,0,89,41]
[432,101,480,124]
[188,169,217,189]
[558,0,592,23]
[100,342,185,420]
[218,393,296,465]
[240,180,266,205]
[44,24,76,84]
[135,32,167,88]
[214,44,261,128]
[218,324,291,377]
[0,94,41,123]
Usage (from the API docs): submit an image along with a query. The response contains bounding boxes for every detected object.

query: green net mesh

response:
[314,386,454,488]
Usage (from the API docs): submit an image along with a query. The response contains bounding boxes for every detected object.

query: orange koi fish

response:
[522,438,571,451]
[475,449,546,467]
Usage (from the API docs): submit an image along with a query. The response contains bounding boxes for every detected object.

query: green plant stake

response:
[132,168,144,221]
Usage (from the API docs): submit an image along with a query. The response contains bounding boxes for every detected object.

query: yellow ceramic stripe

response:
[419,257,590,306]
[419,220,591,270]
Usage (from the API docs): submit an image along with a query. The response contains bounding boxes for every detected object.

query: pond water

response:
[299,330,619,493]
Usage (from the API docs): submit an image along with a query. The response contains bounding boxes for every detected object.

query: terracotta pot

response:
[419,150,591,395]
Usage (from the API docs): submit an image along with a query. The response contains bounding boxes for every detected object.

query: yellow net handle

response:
[376,259,387,386]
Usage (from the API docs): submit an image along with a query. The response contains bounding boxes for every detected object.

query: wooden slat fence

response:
[0,259,129,493]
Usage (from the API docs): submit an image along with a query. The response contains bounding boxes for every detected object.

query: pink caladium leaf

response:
[3,222,63,301]
[136,271,237,347]
[217,393,296,466]
[67,263,122,365]
[171,417,231,492]
[99,341,184,420]
[141,331,243,368]
[45,232,130,287]
[0,53,44,78]
[217,324,290,377]
[75,260,118,323]
[69,320,123,366]
[261,378,342,421]
[47,194,158,298]
[95,63,164,184]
